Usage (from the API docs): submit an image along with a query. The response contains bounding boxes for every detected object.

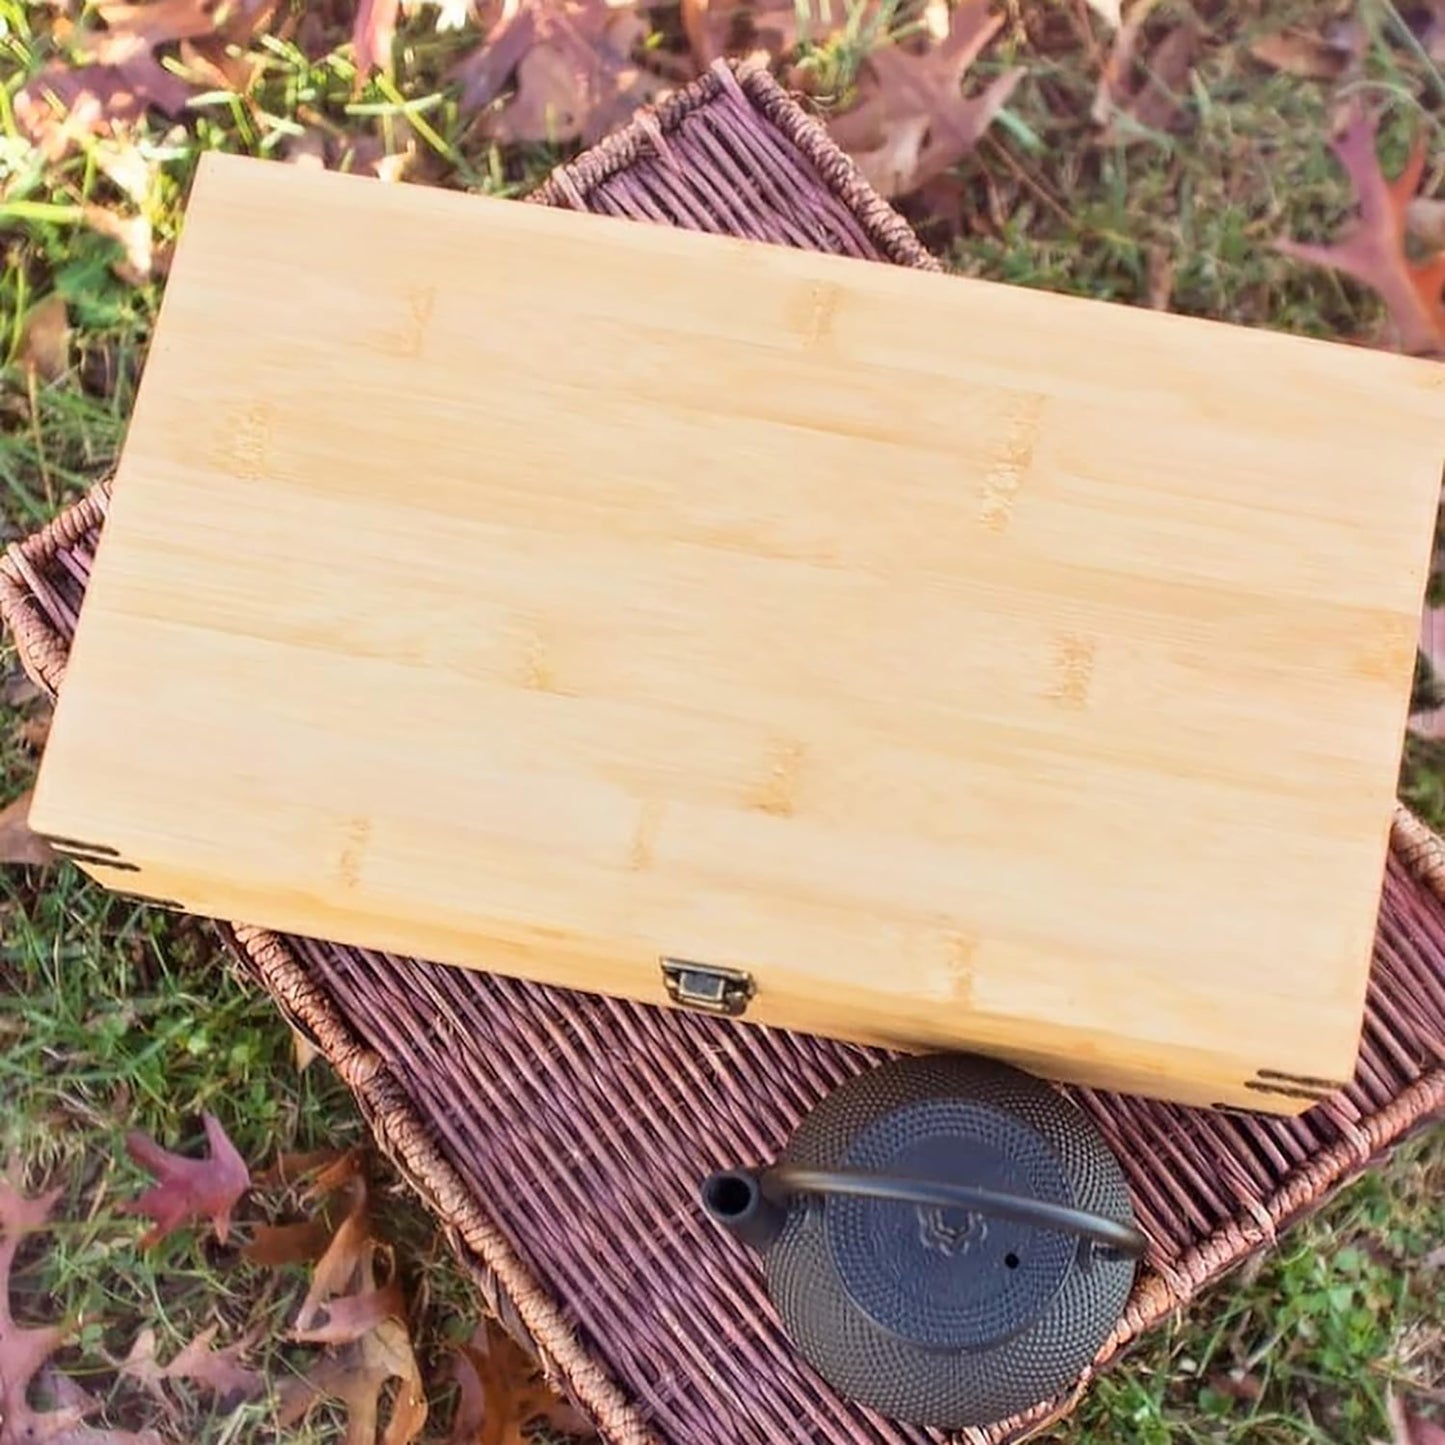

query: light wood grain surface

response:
[33,152,1445,1110]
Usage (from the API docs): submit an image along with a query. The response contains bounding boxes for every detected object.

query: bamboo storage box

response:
[32,152,1445,1112]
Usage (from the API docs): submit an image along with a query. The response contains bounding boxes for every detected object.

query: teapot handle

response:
[702,1166,1148,1258]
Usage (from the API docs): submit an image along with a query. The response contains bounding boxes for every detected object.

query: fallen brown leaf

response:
[680,0,843,68]
[16,59,187,161]
[353,0,400,74]
[1278,99,1445,355]
[1387,1392,1445,1445]
[16,0,273,156]
[292,1179,376,1337]
[276,1175,426,1445]
[1094,1,1198,143]
[457,0,669,147]
[0,790,59,867]
[449,1325,596,1445]
[0,1169,151,1443]
[1248,27,1352,80]
[294,1277,406,1347]
[244,1217,334,1266]
[1127,21,1196,134]
[163,1324,264,1403]
[117,1323,263,1409]
[18,295,71,383]
[120,1112,250,1245]
[117,1327,169,1408]
[178,0,273,90]
[1090,0,1160,127]
[0,1165,71,1444]
[256,1146,363,1193]
[827,0,1023,199]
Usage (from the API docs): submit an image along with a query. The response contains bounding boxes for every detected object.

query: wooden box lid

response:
[33,153,1445,1111]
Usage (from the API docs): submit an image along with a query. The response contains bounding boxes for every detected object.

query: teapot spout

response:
[701,1169,786,1253]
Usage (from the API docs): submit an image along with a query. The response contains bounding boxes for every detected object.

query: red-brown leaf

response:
[244,1217,334,1266]
[0,1166,75,1443]
[1248,27,1355,80]
[457,0,669,147]
[15,0,271,156]
[679,0,843,68]
[117,1327,169,1408]
[120,1113,250,1246]
[278,1177,427,1445]
[1278,100,1445,355]
[0,790,58,867]
[292,1279,406,1346]
[448,1325,596,1445]
[827,0,1021,199]
[292,1181,371,1334]
[353,0,400,74]
[1092,0,1198,143]
[164,1324,264,1403]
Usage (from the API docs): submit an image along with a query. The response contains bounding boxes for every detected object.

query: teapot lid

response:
[740,1053,1140,1428]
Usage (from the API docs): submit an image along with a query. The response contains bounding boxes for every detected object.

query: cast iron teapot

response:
[701,1053,1146,1429]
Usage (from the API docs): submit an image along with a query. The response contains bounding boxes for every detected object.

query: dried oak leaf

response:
[0,1168,156,1444]
[1248,25,1356,81]
[0,791,59,867]
[18,295,71,383]
[16,0,269,157]
[0,1165,69,1442]
[276,1180,426,1445]
[255,1146,364,1195]
[456,0,669,146]
[180,0,276,91]
[243,1217,333,1267]
[162,1324,264,1403]
[353,0,399,75]
[1092,0,1198,143]
[680,0,843,69]
[448,1325,595,1445]
[118,1323,262,1410]
[117,1327,168,1408]
[120,1112,250,1246]
[1277,99,1445,356]
[827,0,1023,200]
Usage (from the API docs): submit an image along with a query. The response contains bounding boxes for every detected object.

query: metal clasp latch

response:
[661,958,755,1017]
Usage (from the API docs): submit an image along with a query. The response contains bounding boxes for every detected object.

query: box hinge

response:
[661,958,755,1017]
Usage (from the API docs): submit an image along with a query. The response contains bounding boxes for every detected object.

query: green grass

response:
[2,0,1443,1438]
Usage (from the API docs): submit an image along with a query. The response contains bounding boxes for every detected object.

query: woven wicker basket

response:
[4,61,1443,1445]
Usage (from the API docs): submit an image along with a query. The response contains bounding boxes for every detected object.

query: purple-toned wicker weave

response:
[4,59,1443,1445]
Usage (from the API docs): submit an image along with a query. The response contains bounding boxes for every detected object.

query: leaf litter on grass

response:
[2,1124,590,1444]
[1279,98,1445,356]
